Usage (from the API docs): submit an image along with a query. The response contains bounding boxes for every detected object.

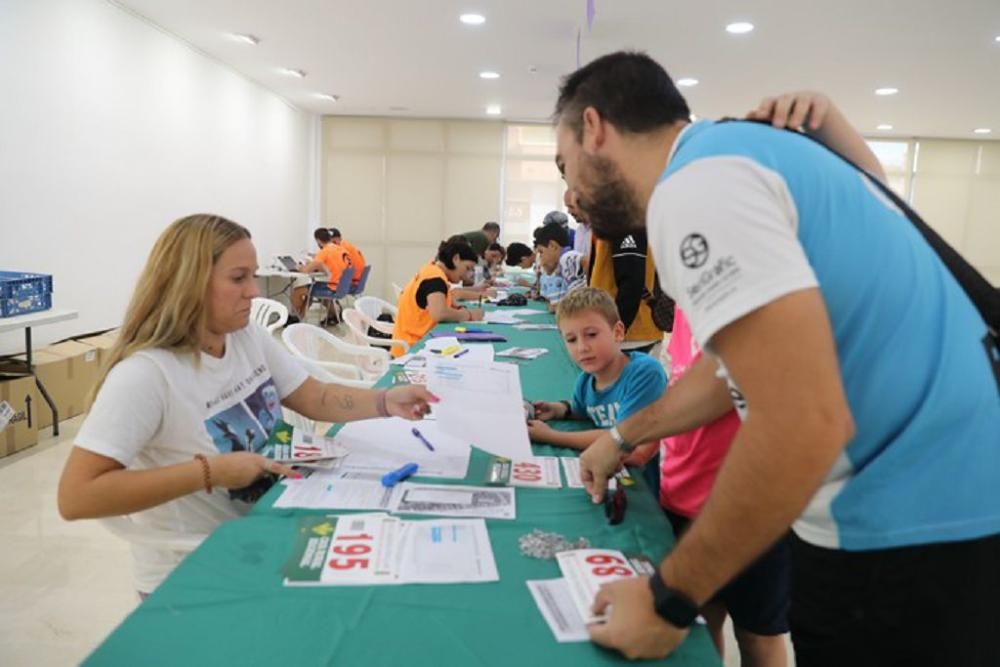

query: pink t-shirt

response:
[659,308,741,518]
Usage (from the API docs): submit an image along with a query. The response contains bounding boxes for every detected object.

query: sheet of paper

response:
[397,518,499,583]
[500,309,546,317]
[452,344,494,363]
[508,456,563,488]
[557,549,639,624]
[391,483,516,520]
[482,310,522,324]
[427,359,533,460]
[334,417,471,478]
[496,346,549,360]
[271,429,349,463]
[274,470,401,510]
[526,579,590,642]
[560,457,585,488]
[425,336,461,355]
[514,323,559,331]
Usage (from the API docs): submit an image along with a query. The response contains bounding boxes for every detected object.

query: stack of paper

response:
[485,456,563,489]
[557,549,640,624]
[265,421,349,470]
[496,346,549,360]
[513,323,560,331]
[283,513,499,586]
[482,310,522,325]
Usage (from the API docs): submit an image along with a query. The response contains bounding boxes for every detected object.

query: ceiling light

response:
[676,78,699,87]
[280,68,307,78]
[315,93,338,102]
[974,128,992,134]
[479,71,500,79]
[486,105,502,115]
[875,87,898,96]
[230,33,259,45]
[726,22,754,34]
[460,13,485,25]
[876,124,893,130]
[995,35,1000,42]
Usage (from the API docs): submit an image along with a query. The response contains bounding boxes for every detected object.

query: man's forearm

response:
[658,410,850,605]
[618,355,732,445]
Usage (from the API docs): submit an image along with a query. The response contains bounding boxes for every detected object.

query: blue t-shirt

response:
[648,119,1000,551]
[571,352,667,428]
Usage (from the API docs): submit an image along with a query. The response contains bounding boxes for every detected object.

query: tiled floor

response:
[0,413,792,666]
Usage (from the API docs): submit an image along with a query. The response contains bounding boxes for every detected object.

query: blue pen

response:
[453,348,470,358]
[411,427,436,452]
[381,462,419,487]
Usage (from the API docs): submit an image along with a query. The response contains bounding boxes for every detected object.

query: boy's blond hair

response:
[556,287,621,327]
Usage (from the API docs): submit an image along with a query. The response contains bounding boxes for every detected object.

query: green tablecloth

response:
[85,301,721,666]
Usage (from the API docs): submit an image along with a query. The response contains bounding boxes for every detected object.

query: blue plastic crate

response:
[0,271,53,300]
[0,292,52,318]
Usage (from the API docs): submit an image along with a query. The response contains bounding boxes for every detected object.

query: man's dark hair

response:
[505,242,534,267]
[482,221,501,234]
[328,227,342,239]
[554,51,689,139]
[533,224,569,249]
[487,242,505,257]
[437,239,478,269]
[314,228,333,244]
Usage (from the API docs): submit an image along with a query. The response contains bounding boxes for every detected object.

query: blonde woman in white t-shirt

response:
[58,214,437,595]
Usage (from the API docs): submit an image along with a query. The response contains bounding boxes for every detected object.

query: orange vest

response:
[316,243,352,289]
[589,239,660,343]
[391,263,453,357]
[339,240,366,284]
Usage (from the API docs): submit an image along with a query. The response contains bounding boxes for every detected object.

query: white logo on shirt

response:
[620,235,637,250]
[586,402,621,428]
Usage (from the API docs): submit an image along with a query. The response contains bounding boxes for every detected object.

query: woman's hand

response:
[385,385,439,420]
[208,452,300,489]
[747,91,833,132]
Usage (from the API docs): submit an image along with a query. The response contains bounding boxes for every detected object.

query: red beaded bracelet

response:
[193,454,213,494]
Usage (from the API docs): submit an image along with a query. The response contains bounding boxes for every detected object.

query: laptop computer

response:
[276,256,299,272]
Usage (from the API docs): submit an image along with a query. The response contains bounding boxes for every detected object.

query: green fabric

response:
[462,229,489,257]
[85,302,721,667]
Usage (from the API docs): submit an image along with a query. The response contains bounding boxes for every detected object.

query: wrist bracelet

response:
[193,454,213,494]
[559,400,573,419]
[376,389,390,418]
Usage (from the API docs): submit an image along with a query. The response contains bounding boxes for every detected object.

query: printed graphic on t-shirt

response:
[203,378,283,453]
[586,402,621,428]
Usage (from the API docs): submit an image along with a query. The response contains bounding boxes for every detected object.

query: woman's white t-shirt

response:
[75,324,308,593]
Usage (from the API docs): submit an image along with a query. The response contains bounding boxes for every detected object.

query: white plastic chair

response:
[250,297,289,333]
[282,323,388,386]
[355,295,398,321]
[100,516,206,554]
[391,282,404,299]
[342,308,409,353]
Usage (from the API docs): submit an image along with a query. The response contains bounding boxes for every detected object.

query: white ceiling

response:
[115,0,1000,140]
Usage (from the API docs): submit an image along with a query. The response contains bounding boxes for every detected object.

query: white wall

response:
[0,0,317,354]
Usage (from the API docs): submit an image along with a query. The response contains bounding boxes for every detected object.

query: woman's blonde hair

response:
[91,214,251,400]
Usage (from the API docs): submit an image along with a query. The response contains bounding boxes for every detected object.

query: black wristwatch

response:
[648,571,699,628]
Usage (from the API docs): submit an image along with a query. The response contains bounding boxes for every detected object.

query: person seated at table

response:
[391,239,485,357]
[528,287,666,480]
[329,227,366,287]
[503,241,539,288]
[57,214,436,599]
[442,234,496,302]
[533,223,585,312]
[484,243,506,278]
[290,227,352,320]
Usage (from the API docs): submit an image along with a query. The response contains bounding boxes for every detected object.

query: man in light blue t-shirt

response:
[552,51,1000,666]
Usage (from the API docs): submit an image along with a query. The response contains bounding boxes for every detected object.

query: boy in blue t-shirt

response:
[529,287,666,472]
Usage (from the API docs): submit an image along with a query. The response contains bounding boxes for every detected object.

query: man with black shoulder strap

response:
[554,51,1000,666]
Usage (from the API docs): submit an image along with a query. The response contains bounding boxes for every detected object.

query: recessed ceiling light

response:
[876,124,893,130]
[726,22,754,34]
[230,33,259,45]
[974,128,992,134]
[995,35,1000,42]
[875,87,898,96]
[676,78,699,87]
[485,104,502,115]
[280,68,307,78]
[460,13,486,25]
[479,71,500,79]
[315,93,338,102]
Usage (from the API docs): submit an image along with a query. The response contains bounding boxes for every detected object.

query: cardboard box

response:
[0,350,67,429]
[46,340,103,419]
[77,331,119,367]
[0,375,40,457]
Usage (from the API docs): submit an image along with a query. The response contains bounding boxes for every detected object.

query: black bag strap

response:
[718,119,1000,390]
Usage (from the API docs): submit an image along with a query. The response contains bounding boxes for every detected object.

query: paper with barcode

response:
[527,579,590,642]
[0,401,14,433]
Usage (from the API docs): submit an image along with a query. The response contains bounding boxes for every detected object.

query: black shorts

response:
[790,531,1000,667]
[663,508,791,636]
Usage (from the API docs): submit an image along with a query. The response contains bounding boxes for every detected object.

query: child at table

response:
[532,223,585,311]
[528,287,666,484]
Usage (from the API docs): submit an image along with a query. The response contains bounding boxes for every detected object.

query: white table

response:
[0,308,78,435]
[255,268,328,306]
